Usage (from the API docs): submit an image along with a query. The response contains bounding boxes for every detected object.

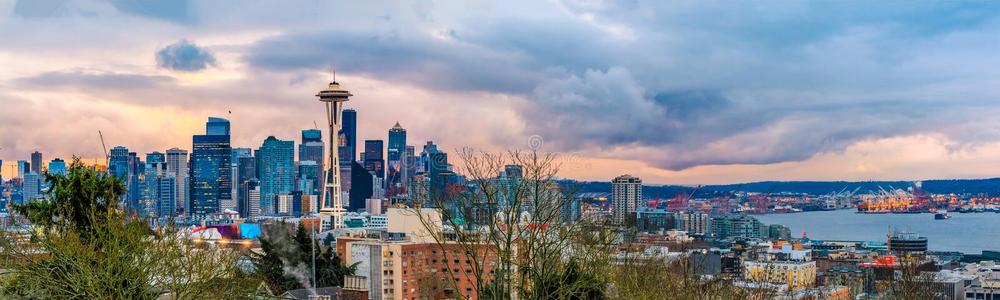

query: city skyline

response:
[6,1,1000,185]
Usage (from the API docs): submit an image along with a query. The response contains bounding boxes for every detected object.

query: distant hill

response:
[562,178,1000,198]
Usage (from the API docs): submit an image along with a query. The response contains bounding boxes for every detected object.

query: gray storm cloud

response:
[156,40,216,72]
[238,2,1000,170]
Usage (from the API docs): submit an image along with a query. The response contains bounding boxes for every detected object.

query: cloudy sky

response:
[3,0,1000,184]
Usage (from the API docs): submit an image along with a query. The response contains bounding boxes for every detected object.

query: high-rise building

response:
[206,117,230,136]
[16,160,30,178]
[142,161,163,216]
[299,129,324,195]
[23,172,41,201]
[47,158,67,176]
[146,152,166,164]
[338,109,357,197]
[612,174,642,225]
[109,146,129,180]
[236,155,256,216]
[109,148,143,212]
[30,151,42,174]
[387,122,407,196]
[190,117,232,217]
[142,161,173,218]
[240,178,260,219]
[339,109,357,164]
[297,160,319,196]
[421,142,454,204]
[126,151,143,211]
[348,161,373,212]
[228,148,252,212]
[404,146,416,188]
[363,140,385,183]
[165,148,189,215]
[256,136,294,216]
[156,175,176,218]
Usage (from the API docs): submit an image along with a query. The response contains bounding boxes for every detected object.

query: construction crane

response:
[98,130,109,166]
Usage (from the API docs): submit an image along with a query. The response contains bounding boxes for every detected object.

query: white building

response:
[611,174,642,225]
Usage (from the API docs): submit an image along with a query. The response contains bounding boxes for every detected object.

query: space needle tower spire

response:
[316,76,352,230]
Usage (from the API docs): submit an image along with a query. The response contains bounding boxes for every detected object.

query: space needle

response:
[316,78,352,230]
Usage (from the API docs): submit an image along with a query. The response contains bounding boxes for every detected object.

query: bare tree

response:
[410,149,605,299]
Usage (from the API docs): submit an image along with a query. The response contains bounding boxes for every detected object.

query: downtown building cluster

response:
[0,104,459,227]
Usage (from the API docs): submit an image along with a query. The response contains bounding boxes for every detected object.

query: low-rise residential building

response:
[743,244,817,291]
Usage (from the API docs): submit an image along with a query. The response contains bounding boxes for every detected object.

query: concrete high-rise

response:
[165,148,189,215]
[316,79,352,229]
[256,136,295,216]
[190,117,232,217]
[612,174,642,225]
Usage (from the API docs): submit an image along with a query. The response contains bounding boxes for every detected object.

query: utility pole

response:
[312,223,317,288]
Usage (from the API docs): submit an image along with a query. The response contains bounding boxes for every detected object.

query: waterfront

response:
[755,209,1000,253]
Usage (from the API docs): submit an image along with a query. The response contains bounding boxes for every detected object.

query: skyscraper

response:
[349,161,373,212]
[109,147,141,211]
[387,122,407,196]
[30,151,42,174]
[338,109,357,196]
[256,136,294,216]
[23,172,41,201]
[338,109,357,164]
[190,117,232,217]
[146,152,166,164]
[16,160,29,178]
[299,129,324,195]
[421,141,453,204]
[612,174,642,225]
[109,146,129,180]
[47,158,66,176]
[165,148,189,215]
[206,117,230,135]
[156,174,176,218]
[297,160,319,196]
[229,148,252,213]
[236,155,256,217]
[126,151,142,211]
[364,140,385,183]
[144,161,172,217]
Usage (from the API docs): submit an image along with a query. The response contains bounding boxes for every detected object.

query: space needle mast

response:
[316,76,352,230]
